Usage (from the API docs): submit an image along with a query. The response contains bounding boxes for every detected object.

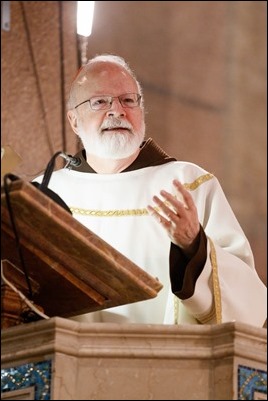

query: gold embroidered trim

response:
[174,295,179,325]
[195,302,216,324]
[174,295,217,325]
[184,173,214,191]
[70,173,214,217]
[208,237,222,324]
[70,207,148,217]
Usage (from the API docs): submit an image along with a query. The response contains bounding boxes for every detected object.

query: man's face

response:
[68,63,145,159]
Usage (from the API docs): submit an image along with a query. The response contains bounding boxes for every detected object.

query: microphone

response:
[60,152,81,168]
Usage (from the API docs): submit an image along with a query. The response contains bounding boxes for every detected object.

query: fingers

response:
[146,180,200,247]
[172,179,196,211]
[147,180,191,220]
[153,194,178,218]
[147,179,199,237]
[147,204,172,227]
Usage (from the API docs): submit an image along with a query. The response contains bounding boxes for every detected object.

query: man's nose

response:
[106,98,126,117]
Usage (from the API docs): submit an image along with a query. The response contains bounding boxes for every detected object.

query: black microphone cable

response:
[32,151,73,214]
[2,151,75,298]
[2,151,78,321]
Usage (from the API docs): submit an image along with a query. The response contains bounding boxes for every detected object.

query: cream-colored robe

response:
[34,160,267,327]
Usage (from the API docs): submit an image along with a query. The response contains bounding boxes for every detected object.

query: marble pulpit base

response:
[1,317,267,400]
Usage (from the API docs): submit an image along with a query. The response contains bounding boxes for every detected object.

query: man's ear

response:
[67,110,79,135]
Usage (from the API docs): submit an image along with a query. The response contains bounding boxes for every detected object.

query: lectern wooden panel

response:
[1,179,162,320]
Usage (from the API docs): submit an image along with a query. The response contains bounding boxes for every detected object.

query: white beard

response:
[78,118,146,159]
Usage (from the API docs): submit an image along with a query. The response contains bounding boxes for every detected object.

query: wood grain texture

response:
[1,179,163,318]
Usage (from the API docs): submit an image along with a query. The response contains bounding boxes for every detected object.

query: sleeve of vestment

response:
[169,226,207,299]
[169,175,267,327]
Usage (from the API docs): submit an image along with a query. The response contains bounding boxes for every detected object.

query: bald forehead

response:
[73,62,138,98]
[82,61,130,79]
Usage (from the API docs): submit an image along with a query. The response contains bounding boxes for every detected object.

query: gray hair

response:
[67,54,143,110]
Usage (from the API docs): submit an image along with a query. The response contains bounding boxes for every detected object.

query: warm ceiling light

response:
[77,1,95,37]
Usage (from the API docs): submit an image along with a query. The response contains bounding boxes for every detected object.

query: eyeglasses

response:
[74,93,142,111]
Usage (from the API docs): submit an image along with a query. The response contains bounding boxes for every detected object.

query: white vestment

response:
[34,159,267,327]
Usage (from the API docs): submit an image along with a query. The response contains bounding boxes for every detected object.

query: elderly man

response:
[34,54,266,327]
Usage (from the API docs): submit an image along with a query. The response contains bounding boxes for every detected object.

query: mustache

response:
[100,118,133,131]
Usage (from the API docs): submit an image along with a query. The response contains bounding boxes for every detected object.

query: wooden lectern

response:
[1,178,162,328]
